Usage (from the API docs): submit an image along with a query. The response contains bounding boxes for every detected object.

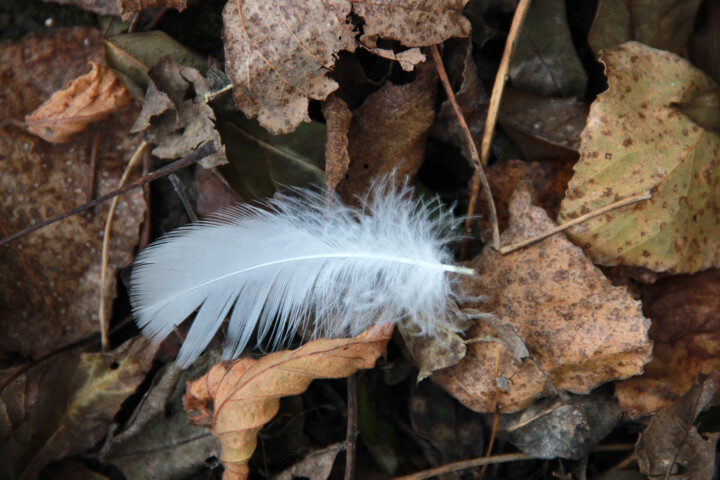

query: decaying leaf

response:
[433,184,652,413]
[118,0,187,19]
[321,95,352,192]
[222,0,469,134]
[0,28,145,360]
[130,57,227,168]
[636,378,719,480]
[500,394,622,460]
[557,42,720,274]
[614,269,720,417]
[399,323,468,382]
[182,325,393,480]
[589,0,703,56]
[336,60,438,199]
[25,62,132,143]
[272,443,345,480]
[509,0,587,97]
[0,338,158,480]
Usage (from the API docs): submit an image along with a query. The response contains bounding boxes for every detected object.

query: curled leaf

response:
[25,62,132,143]
[182,325,393,480]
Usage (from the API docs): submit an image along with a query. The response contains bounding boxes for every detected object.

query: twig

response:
[392,453,532,480]
[429,45,499,257]
[99,141,148,350]
[0,142,217,248]
[345,373,359,480]
[205,84,233,103]
[462,0,533,256]
[478,402,501,480]
[499,191,653,254]
[87,131,100,203]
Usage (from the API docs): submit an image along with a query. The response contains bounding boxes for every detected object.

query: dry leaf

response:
[272,443,345,480]
[614,269,720,417]
[25,62,132,143]
[118,0,187,19]
[589,0,703,55]
[222,0,469,135]
[130,57,227,168]
[336,60,438,199]
[636,378,718,480]
[0,338,158,480]
[321,95,352,192]
[355,0,470,47]
[557,42,720,274]
[399,323,468,382]
[182,325,393,480]
[0,28,145,360]
[222,0,356,135]
[433,184,652,413]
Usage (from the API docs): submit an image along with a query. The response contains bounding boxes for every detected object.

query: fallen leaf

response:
[272,443,345,480]
[25,61,132,143]
[399,323,468,382]
[636,378,719,480]
[589,0,703,56]
[509,0,587,97]
[0,338,158,480]
[222,0,356,135]
[218,114,327,201]
[433,184,652,413]
[321,95,352,192]
[43,0,121,16]
[366,47,426,72]
[499,89,588,162]
[336,60,438,199]
[0,27,145,360]
[557,42,720,274]
[182,324,393,480]
[614,269,720,417]
[130,57,227,168]
[117,0,187,19]
[500,394,622,460]
[104,31,207,90]
[103,355,221,480]
[222,0,469,135]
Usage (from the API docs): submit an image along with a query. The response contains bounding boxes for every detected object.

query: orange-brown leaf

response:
[182,324,393,480]
[25,62,132,143]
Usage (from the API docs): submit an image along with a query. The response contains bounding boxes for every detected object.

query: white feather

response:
[130,179,475,368]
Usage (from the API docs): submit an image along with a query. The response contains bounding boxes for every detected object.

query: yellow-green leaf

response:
[557,42,720,274]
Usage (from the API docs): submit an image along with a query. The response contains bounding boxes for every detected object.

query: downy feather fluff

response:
[130,179,475,368]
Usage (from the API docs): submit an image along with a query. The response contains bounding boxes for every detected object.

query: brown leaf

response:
[182,325,393,480]
[399,323,468,382]
[433,184,652,413]
[614,269,720,417]
[0,338,158,480]
[321,95,352,192]
[272,443,345,480]
[0,28,145,360]
[589,0,703,56]
[118,0,187,19]
[222,0,356,135]
[356,0,471,47]
[130,57,227,168]
[25,62,132,143]
[336,60,438,200]
[43,0,120,16]
[636,378,718,480]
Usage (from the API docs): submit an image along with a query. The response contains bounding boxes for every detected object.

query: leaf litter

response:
[2,2,720,480]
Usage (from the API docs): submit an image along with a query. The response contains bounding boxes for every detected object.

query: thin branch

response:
[344,373,359,480]
[392,453,532,480]
[429,44,499,256]
[99,140,148,350]
[499,191,653,254]
[0,142,217,248]
[462,0,533,256]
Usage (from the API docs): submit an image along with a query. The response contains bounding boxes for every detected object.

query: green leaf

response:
[557,42,720,274]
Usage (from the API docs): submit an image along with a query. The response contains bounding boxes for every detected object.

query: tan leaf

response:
[614,269,720,418]
[356,0,470,47]
[336,60,438,200]
[0,28,145,360]
[182,325,393,480]
[321,95,352,192]
[557,42,720,274]
[222,0,356,135]
[118,0,187,19]
[433,184,652,413]
[273,443,345,480]
[25,62,132,143]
